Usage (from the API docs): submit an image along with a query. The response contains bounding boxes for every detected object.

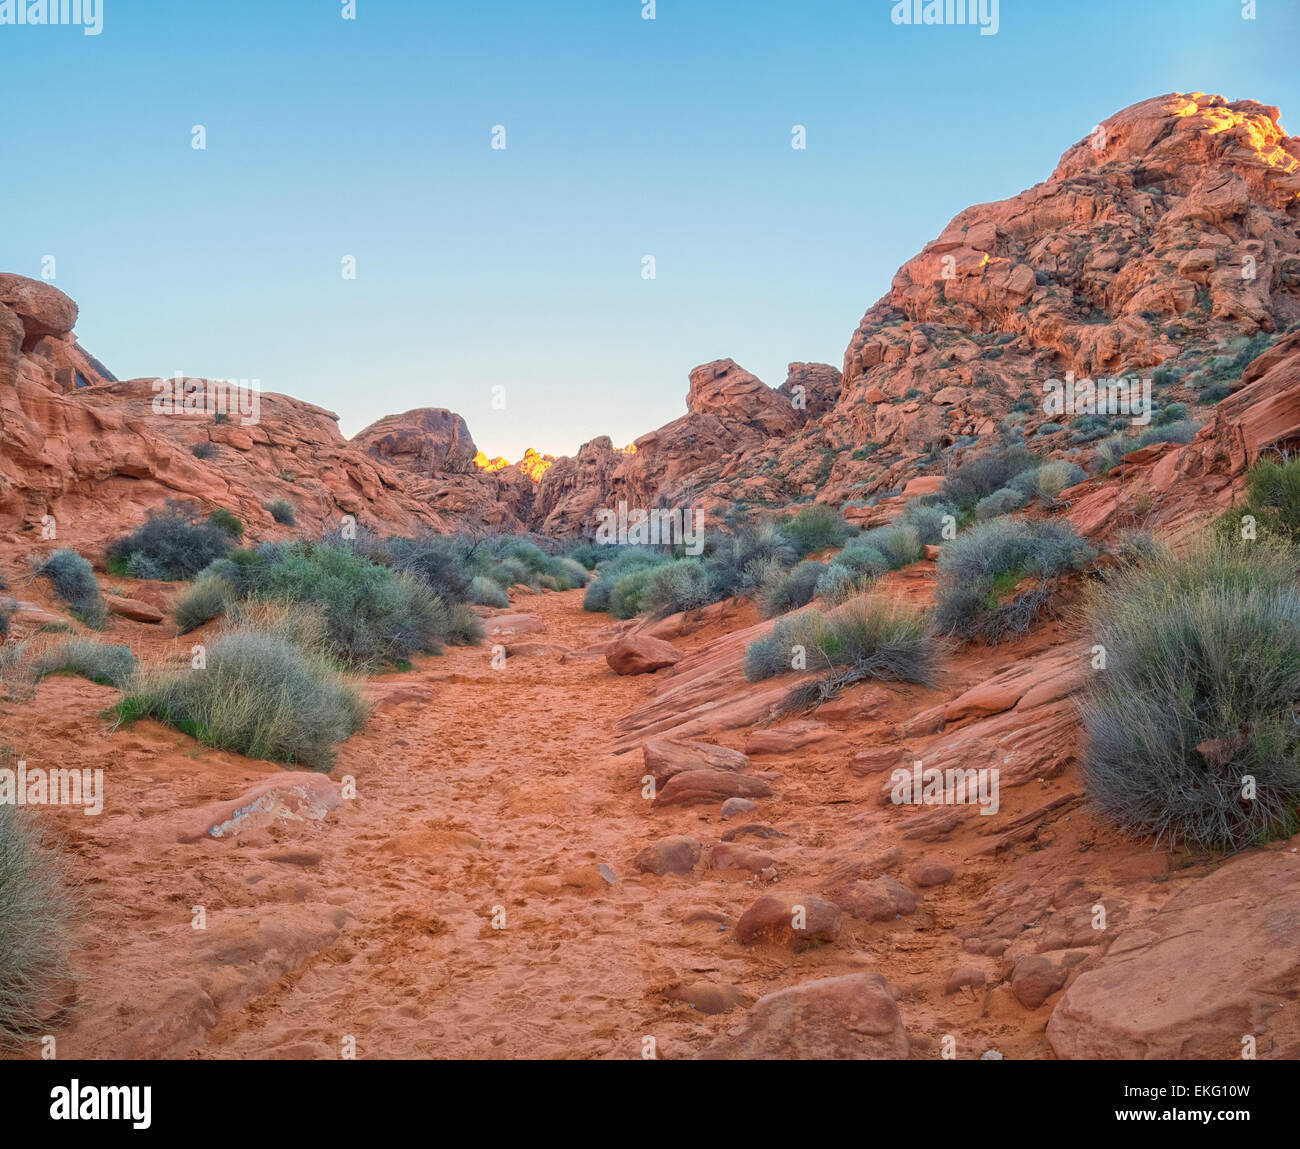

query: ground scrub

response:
[940,445,1040,510]
[934,517,1095,642]
[744,597,940,715]
[106,501,233,581]
[1081,540,1300,851]
[0,805,75,1045]
[1214,455,1300,544]
[116,627,367,771]
[32,550,108,628]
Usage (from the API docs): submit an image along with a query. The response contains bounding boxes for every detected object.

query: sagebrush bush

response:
[744,598,940,714]
[190,440,219,460]
[779,504,851,556]
[31,639,136,688]
[172,575,234,634]
[941,445,1040,509]
[1011,460,1086,502]
[703,520,795,598]
[934,517,1095,642]
[0,806,74,1045]
[976,487,1027,520]
[265,498,297,526]
[641,559,712,617]
[33,550,108,628]
[0,598,13,639]
[583,550,669,612]
[1081,540,1300,850]
[379,535,475,602]
[1095,420,1200,473]
[609,567,657,619]
[856,524,924,570]
[116,630,367,770]
[758,560,824,618]
[107,502,232,580]
[814,563,861,605]
[897,498,957,545]
[826,541,890,579]
[469,575,509,608]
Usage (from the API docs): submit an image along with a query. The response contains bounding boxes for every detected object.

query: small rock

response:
[908,861,954,887]
[735,894,842,951]
[634,836,701,877]
[720,797,757,818]
[606,634,682,676]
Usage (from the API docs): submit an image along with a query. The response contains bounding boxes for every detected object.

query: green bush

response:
[116,630,367,770]
[641,559,712,617]
[609,567,657,619]
[758,560,824,618]
[583,550,669,612]
[778,504,851,556]
[1214,456,1300,543]
[934,517,1095,642]
[31,639,136,688]
[0,805,74,1044]
[190,441,219,460]
[856,523,923,569]
[265,498,297,526]
[1081,540,1300,850]
[207,508,243,540]
[172,575,234,634]
[469,575,509,608]
[703,520,796,598]
[0,598,13,639]
[897,498,957,544]
[107,502,233,580]
[814,564,861,605]
[33,550,108,628]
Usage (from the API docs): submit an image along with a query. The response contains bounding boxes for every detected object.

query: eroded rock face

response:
[1047,845,1300,1059]
[354,408,479,475]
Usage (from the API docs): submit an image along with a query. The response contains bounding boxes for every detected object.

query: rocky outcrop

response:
[1047,844,1300,1059]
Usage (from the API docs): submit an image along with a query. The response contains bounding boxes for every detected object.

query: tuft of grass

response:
[207,508,243,540]
[758,560,824,618]
[641,559,712,617]
[190,441,219,460]
[0,806,75,1045]
[1214,455,1300,544]
[116,629,368,770]
[469,575,509,608]
[1081,540,1300,851]
[934,517,1095,643]
[31,639,136,688]
[172,575,234,634]
[32,550,109,628]
[778,504,851,556]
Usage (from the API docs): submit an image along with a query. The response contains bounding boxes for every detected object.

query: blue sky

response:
[2,0,1296,459]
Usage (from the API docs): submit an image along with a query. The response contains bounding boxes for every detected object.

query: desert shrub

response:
[857,524,923,569]
[207,508,243,539]
[30,639,136,688]
[827,542,890,580]
[641,559,712,617]
[469,575,509,608]
[703,520,796,599]
[1112,528,1167,566]
[758,560,824,618]
[1198,383,1232,404]
[814,564,861,605]
[107,503,232,581]
[583,550,669,612]
[0,805,74,1044]
[1154,402,1188,427]
[265,498,297,526]
[484,539,590,592]
[566,541,604,569]
[1214,456,1300,544]
[934,517,1095,642]
[0,598,12,639]
[745,598,940,714]
[172,575,234,634]
[380,535,475,603]
[897,498,958,545]
[116,630,367,770]
[609,567,657,619]
[778,504,851,556]
[190,441,219,460]
[940,445,1039,510]
[976,487,1027,520]
[1081,540,1300,850]
[32,550,108,628]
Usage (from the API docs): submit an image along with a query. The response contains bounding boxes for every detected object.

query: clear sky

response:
[2,0,1296,459]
